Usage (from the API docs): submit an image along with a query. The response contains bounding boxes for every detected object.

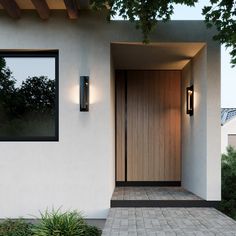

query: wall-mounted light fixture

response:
[80,76,89,112]
[186,85,194,116]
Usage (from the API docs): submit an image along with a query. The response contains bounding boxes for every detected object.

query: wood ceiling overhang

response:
[0,0,90,19]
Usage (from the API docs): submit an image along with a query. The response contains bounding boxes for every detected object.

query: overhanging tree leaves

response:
[91,0,198,42]
[202,0,236,66]
[91,0,236,66]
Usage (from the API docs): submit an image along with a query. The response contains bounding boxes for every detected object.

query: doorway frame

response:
[115,69,182,187]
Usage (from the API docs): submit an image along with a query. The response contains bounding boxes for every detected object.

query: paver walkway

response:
[112,187,201,201]
[102,208,236,235]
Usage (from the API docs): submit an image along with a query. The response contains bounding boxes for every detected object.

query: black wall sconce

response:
[186,85,194,116]
[80,76,89,112]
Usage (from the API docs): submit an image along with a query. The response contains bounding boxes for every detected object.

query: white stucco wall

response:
[0,11,117,219]
[182,46,221,200]
[0,11,221,218]
[221,118,236,154]
[206,38,221,200]
[182,50,207,199]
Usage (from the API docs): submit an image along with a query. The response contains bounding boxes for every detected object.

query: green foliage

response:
[20,76,56,114]
[202,0,236,66]
[32,209,84,236]
[0,57,15,94]
[0,210,102,236]
[91,0,236,66]
[0,219,33,236]
[0,60,56,119]
[90,0,197,42]
[0,57,17,120]
[31,209,101,236]
[219,146,236,219]
[0,57,56,137]
[81,224,102,236]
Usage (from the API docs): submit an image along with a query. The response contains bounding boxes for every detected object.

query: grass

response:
[0,209,101,236]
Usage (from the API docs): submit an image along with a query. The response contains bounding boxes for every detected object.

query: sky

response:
[5,58,55,87]
[3,1,235,107]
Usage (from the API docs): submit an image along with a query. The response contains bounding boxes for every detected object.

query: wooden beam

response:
[64,0,79,19]
[31,0,50,20]
[0,0,21,19]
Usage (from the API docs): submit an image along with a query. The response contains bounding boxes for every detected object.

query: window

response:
[228,134,236,148]
[0,51,58,141]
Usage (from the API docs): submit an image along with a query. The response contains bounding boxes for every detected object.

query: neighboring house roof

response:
[221,108,236,125]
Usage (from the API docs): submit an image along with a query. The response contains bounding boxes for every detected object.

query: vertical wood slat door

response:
[116,70,181,182]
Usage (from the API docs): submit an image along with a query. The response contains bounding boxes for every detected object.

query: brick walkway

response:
[102,208,236,235]
[112,187,202,201]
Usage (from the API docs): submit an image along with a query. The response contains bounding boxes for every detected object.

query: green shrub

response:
[219,146,236,219]
[32,209,101,236]
[81,224,102,236]
[0,219,33,236]
[0,209,101,236]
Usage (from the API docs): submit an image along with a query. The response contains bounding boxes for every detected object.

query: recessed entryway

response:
[111,42,216,201]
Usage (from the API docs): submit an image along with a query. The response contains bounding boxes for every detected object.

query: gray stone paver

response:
[102,208,236,236]
[111,187,202,201]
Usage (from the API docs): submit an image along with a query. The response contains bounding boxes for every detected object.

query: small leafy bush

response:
[219,146,236,219]
[81,224,102,236]
[0,209,101,236]
[31,209,101,236]
[0,219,33,236]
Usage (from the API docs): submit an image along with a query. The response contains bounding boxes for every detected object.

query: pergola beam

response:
[64,0,79,19]
[0,0,21,19]
[31,0,50,20]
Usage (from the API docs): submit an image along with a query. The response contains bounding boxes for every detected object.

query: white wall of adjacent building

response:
[0,11,221,218]
[222,117,236,154]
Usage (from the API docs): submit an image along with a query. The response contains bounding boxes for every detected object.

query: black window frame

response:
[0,50,59,142]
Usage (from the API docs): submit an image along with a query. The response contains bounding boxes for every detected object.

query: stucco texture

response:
[0,11,221,218]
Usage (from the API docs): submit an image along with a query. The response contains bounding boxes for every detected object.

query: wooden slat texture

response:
[63,0,78,19]
[0,0,21,19]
[115,71,126,181]
[127,70,181,181]
[116,70,181,182]
[31,0,50,20]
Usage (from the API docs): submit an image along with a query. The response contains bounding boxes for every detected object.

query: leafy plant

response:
[0,209,101,236]
[80,224,102,236]
[31,209,101,236]
[90,0,198,42]
[0,57,56,137]
[91,0,236,66]
[202,0,236,66]
[219,146,236,219]
[0,219,33,236]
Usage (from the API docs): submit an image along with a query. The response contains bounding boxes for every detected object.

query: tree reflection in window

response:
[0,53,58,141]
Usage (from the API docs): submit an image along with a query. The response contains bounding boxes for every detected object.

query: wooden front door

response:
[116,70,181,183]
